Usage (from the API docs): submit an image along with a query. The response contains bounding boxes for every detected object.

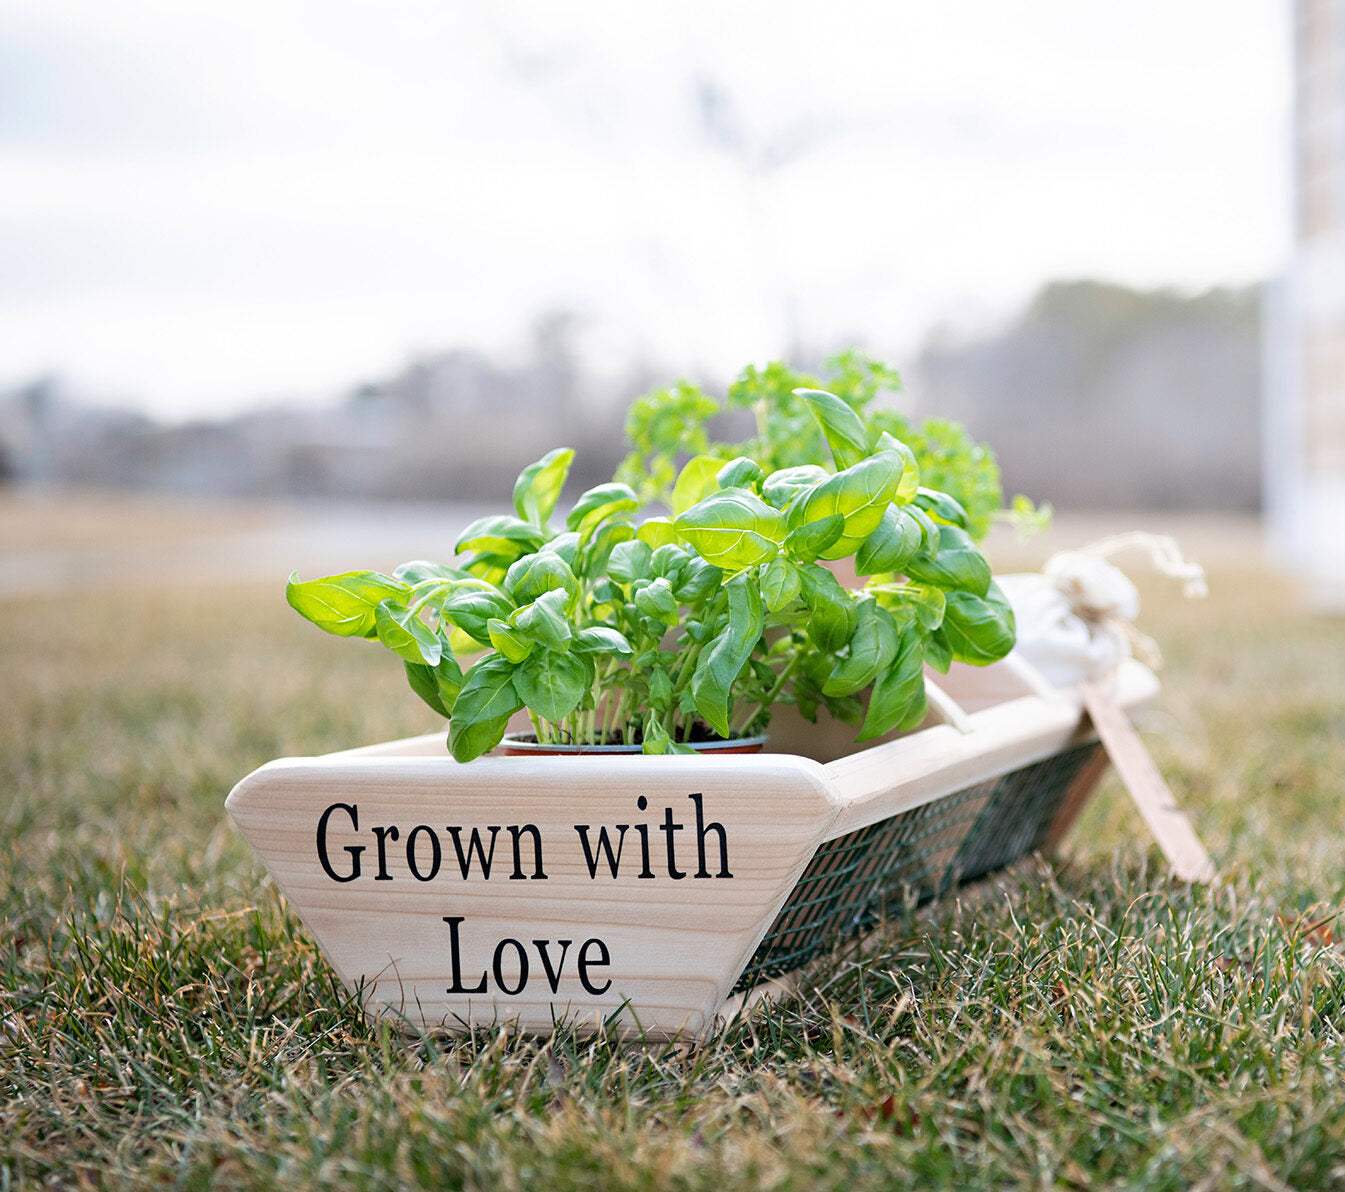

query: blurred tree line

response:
[0,281,1260,510]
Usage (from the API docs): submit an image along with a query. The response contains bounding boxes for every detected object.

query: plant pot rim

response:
[497,732,769,756]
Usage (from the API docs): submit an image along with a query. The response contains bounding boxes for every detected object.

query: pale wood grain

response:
[820,657,1160,838]
[922,677,972,734]
[932,654,1055,711]
[227,755,841,1039]
[1079,680,1216,883]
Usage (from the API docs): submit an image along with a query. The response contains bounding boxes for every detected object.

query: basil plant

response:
[617,350,1049,541]
[287,389,1016,762]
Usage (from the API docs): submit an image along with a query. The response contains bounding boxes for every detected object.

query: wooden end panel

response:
[225,754,840,1039]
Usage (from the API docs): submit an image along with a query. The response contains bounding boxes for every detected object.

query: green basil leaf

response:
[876,582,946,631]
[691,571,763,738]
[575,521,635,579]
[487,617,534,663]
[642,719,696,754]
[455,654,520,716]
[286,570,410,639]
[647,665,674,710]
[448,713,510,763]
[447,627,485,657]
[750,659,776,686]
[795,387,870,469]
[824,692,865,728]
[515,650,588,722]
[650,542,691,583]
[673,557,722,604]
[783,513,845,563]
[913,486,969,529]
[762,464,830,511]
[400,661,454,721]
[677,684,699,716]
[440,585,513,644]
[760,556,801,613]
[908,506,941,555]
[461,553,513,587]
[636,517,678,548]
[822,599,900,697]
[572,626,634,656]
[504,552,579,604]
[856,628,927,742]
[671,455,727,516]
[673,487,786,571]
[941,581,1016,665]
[854,507,922,576]
[431,653,466,707]
[541,531,580,568]
[394,560,468,585]
[513,447,575,527]
[641,719,672,755]
[512,589,573,651]
[798,564,856,653]
[375,599,444,665]
[455,515,548,558]
[633,576,679,627]
[873,431,920,503]
[924,626,953,674]
[448,655,523,762]
[787,451,908,560]
[717,456,764,492]
[565,482,639,540]
[607,539,653,584]
[903,525,992,597]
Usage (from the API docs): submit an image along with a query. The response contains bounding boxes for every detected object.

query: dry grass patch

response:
[3,567,1345,1190]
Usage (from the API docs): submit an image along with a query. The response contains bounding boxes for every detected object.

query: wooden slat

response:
[923,677,972,734]
[1079,680,1216,883]
[820,658,1160,838]
[931,654,1048,711]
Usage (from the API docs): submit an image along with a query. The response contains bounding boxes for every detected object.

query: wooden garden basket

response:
[226,653,1159,1040]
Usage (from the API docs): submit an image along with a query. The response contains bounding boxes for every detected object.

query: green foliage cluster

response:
[288,389,1015,761]
[617,350,1046,541]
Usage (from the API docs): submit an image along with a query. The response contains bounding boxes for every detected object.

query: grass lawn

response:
[3,537,1345,1189]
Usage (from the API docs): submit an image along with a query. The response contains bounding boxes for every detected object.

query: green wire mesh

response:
[733,743,1102,991]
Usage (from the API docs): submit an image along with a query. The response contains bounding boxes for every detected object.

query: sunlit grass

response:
[3,563,1345,1189]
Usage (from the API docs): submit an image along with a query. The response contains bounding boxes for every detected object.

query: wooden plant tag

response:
[1079,680,1215,883]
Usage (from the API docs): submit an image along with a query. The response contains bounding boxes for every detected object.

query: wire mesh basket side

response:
[734,743,1103,991]
[950,744,1104,883]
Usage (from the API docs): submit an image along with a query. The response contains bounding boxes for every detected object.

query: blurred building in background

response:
[1265,0,1345,607]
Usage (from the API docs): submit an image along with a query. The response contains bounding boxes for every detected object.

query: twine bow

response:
[1043,532,1207,671]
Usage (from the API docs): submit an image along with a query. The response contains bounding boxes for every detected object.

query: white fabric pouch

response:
[997,535,1205,690]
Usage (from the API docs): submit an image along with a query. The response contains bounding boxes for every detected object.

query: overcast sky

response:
[0,0,1290,418]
